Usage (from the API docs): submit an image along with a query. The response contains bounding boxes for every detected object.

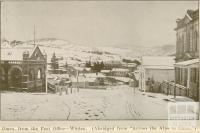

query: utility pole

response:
[198,3,200,102]
[76,70,79,92]
[34,24,36,45]
[45,53,48,94]
[0,1,1,90]
[0,1,2,91]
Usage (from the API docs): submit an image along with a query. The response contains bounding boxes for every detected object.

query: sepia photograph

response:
[0,0,199,122]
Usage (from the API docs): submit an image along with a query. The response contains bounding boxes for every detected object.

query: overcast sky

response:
[1,1,198,47]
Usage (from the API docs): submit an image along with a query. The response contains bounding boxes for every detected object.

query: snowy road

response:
[1,85,195,120]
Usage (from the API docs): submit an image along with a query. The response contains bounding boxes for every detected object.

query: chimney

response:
[23,51,29,60]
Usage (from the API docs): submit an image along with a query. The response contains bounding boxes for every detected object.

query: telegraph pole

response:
[198,1,200,102]
[34,24,36,45]
[0,0,2,120]
[0,1,2,90]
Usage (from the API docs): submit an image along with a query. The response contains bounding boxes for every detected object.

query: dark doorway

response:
[10,68,22,89]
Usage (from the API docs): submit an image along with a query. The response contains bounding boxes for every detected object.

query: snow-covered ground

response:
[1,85,197,120]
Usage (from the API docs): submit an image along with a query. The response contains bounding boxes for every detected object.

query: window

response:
[29,69,35,81]
[194,31,198,51]
[189,31,193,52]
[196,69,199,83]
[37,69,42,79]
[190,68,198,83]
[181,35,184,53]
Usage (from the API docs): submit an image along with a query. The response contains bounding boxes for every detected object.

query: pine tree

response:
[100,61,104,70]
[85,61,91,67]
[88,61,91,67]
[65,61,68,69]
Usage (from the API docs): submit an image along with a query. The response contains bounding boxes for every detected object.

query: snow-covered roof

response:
[1,45,42,61]
[73,67,84,71]
[80,73,105,78]
[109,76,131,82]
[174,59,199,68]
[85,67,91,71]
[112,68,129,72]
[145,66,174,70]
[122,63,137,67]
[71,76,96,82]
[101,70,111,73]
[142,56,175,70]
[127,63,137,67]
[47,74,70,79]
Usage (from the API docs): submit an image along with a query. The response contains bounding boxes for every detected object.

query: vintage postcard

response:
[0,0,199,132]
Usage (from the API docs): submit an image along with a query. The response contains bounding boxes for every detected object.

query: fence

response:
[160,80,188,97]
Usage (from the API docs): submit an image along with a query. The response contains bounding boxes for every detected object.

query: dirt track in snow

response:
[1,85,195,120]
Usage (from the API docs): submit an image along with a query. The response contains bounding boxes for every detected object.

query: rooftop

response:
[176,9,199,30]
[187,9,199,20]
[71,76,96,82]
[174,59,199,68]
[142,56,175,67]
[101,70,111,73]
[79,73,105,78]
[144,65,174,70]
[112,68,129,72]
[1,44,44,61]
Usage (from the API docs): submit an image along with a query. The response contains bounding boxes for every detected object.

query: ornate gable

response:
[29,46,45,61]
[176,15,190,30]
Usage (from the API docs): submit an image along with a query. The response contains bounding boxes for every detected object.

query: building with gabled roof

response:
[111,68,129,77]
[139,56,175,92]
[0,44,47,92]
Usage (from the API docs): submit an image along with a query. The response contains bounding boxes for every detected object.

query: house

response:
[101,70,111,76]
[174,9,199,100]
[71,75,104,89]
[139,56,175,92]
[71,73,107,88]
[122,62,137,72]
[0,45,47,92]
[71,76,90,88]
[83,67,91,73]
[111,68,129,77]
[110,76,131,85]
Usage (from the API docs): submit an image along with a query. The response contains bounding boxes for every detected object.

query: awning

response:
[174,59,199,68]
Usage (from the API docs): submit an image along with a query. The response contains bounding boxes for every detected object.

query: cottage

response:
[122,63,137,72]
[71,76,101,88]
[111,68,129,77]
[100,70,111,76]
[0,45,47,92]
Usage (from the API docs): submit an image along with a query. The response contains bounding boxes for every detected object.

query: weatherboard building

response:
[0,44,47,92]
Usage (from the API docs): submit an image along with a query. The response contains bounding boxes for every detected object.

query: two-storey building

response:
[174,9,199,100]
[0,44,47,92]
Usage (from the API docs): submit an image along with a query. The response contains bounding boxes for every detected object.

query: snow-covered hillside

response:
[1,38,175,65]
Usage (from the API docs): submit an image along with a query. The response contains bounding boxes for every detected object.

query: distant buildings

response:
[0,45,47,92]
[71,73,106,89]
[111,68,129,77]
[174,9,199,100]
[139,56,175,92]
[101,70,111,76]
[122,62,137,72]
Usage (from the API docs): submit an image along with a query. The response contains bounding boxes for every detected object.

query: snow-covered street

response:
[1,85,195,120]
